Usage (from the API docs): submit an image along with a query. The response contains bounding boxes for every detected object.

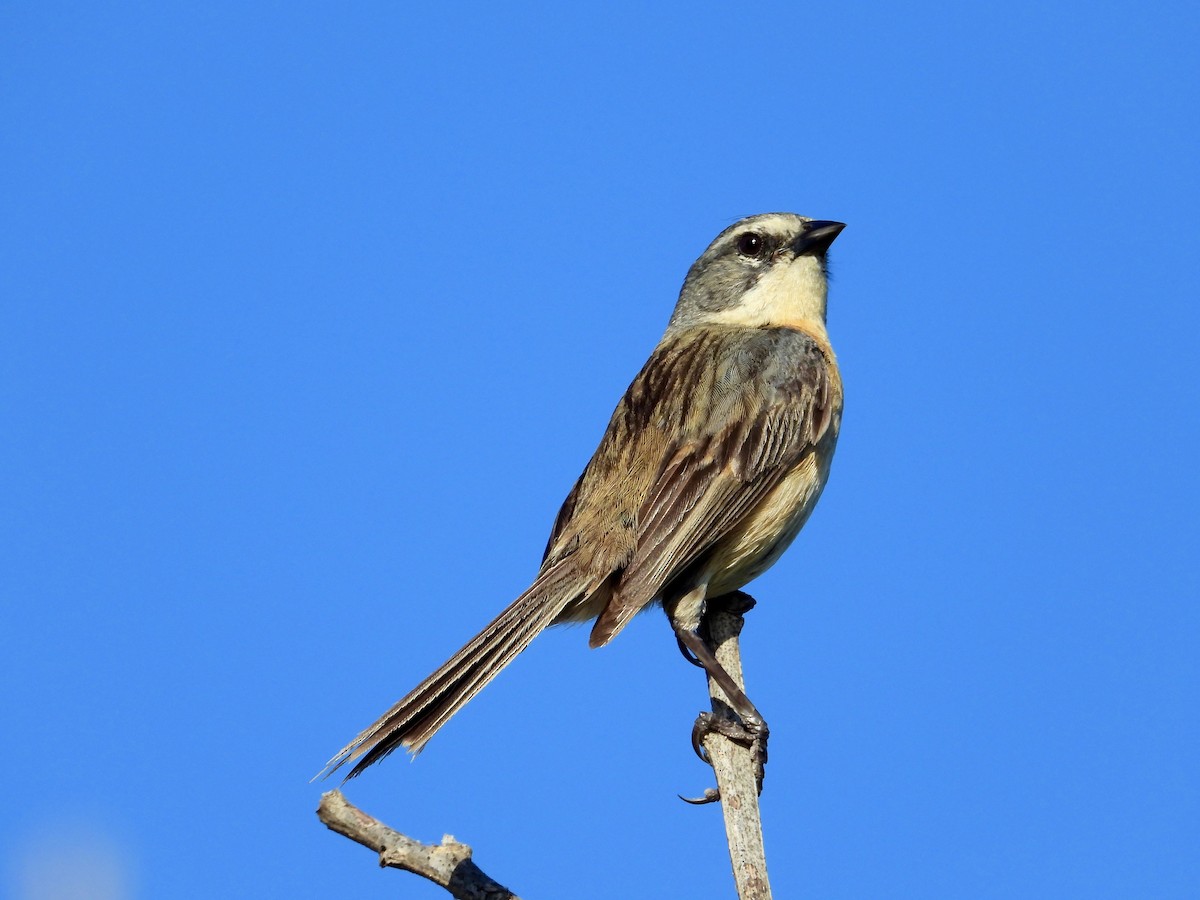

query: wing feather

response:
[588,326,837,644]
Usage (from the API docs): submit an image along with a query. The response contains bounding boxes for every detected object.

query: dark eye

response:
[736,232,765,258]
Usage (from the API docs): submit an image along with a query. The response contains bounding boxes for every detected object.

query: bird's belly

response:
[706,452,829,596]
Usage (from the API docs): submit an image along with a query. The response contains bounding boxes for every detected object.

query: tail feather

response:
[406,600,552,749]
[319,560,597,780]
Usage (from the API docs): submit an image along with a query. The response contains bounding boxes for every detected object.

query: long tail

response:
[320,559,599,780]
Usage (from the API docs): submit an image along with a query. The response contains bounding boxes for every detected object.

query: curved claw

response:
[676,634,704,668]
[679,788,721,805]
[691,714,712,764]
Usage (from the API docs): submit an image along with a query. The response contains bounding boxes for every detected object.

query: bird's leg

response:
[674,591,769,803]
[677,624,770,793]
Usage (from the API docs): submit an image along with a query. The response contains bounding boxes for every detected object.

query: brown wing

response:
[587,326,838,645]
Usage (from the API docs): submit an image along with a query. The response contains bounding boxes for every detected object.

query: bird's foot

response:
[680,709,770,803]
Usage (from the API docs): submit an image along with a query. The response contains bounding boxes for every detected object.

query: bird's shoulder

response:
[632,324,837,421]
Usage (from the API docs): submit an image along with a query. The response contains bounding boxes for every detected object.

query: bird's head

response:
[668,213,845,337]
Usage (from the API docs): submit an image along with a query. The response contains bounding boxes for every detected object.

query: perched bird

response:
[322,213,845,780]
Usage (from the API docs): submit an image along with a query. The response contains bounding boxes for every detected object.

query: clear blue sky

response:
[3,3,1197,898]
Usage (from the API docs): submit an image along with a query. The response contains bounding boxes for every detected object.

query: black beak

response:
[794,220,846,255]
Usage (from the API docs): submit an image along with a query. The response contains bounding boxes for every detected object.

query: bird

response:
[322,212,845,781]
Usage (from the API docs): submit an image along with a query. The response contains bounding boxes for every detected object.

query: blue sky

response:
[3,3,1197,898]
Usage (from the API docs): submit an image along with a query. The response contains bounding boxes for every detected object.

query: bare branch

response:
[699,597,773,900]
[317,790,520,899]
[319,594,774,898]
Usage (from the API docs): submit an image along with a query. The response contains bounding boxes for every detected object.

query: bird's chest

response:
[707,448,834,595]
